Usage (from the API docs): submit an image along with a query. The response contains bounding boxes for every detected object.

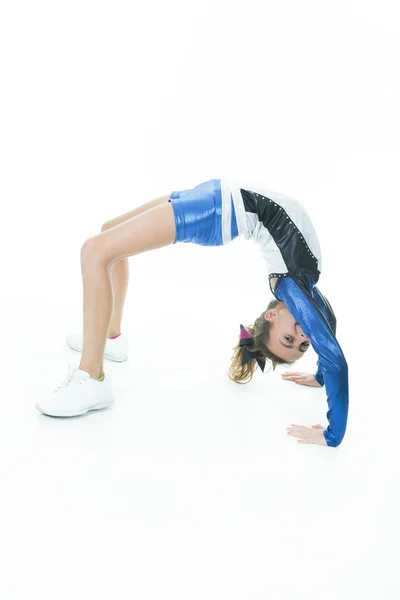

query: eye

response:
[285,336,309,347]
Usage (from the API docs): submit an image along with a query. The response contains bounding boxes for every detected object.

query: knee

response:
[80,237,104,263]
[101,221,111,232]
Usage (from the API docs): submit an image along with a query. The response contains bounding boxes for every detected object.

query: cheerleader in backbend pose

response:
[35,179,349,447]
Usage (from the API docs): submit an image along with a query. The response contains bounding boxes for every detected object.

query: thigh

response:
[102,194,171,230]
[92,201,176,267]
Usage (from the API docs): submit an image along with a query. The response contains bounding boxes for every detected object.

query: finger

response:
[287,430,304,439]
[287,430,306,439]
[287,426,310,437]
[297,439,310,444]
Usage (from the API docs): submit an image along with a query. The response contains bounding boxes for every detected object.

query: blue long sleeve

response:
[311,285,337,387]
[313,365,325,387]
[274,276,349,447]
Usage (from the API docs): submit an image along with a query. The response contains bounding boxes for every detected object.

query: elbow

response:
[328,436,344,448]
[324,426,346,447]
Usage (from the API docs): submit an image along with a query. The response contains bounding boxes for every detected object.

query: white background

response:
[0,1,399,598]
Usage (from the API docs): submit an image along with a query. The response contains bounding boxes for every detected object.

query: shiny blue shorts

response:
[168,178,239,246]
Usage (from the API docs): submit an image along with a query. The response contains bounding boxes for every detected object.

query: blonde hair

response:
[228,299,296,384]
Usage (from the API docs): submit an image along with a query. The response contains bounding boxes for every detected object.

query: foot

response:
[35,364,115,417]
[66,333,128,362]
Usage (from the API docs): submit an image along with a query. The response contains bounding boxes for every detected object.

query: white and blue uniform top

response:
[169,178,349,447]
[225,178,348,448]
[223,178,323,285]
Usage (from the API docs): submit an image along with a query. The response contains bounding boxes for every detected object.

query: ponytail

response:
[228,300,295,384]
[228,323,258,384]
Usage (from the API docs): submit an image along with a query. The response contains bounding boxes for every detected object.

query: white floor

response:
[0,227,398,599]
[1,2,399,596]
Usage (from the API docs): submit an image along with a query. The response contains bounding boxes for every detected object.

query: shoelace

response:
[54,364,83,393]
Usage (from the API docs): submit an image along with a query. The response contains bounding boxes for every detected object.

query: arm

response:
[313,364,325,387]
[311,286,337,388]
[275,277,349,447]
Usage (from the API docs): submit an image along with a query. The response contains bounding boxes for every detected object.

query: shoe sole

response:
[36,399,115,418]
[67,343,128,363]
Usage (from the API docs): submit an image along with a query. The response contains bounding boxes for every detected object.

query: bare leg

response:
[101,194,171,337]
[79,199,176,380]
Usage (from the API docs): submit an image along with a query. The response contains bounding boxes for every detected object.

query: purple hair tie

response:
[239,324,266,372]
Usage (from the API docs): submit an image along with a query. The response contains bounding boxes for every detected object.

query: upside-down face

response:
[264,302,311,361]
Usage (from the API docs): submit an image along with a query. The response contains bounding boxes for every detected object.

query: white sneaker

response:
[66,333,128,362]
[35,364,115,417]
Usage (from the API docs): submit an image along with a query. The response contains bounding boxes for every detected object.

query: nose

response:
[296,323,309,340]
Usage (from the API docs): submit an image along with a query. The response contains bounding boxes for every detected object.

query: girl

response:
[35,178,349,447]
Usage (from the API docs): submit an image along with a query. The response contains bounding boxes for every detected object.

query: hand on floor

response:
[281,372,322,387]
[287,424,327,445]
